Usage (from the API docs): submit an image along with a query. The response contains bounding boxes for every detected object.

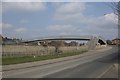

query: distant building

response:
[2,36,22,45]
[112,38,120,45]
[69,41,78,46]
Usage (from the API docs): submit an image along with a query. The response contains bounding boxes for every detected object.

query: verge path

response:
[2,46,112,71]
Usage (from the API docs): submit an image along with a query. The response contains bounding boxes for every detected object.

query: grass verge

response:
[2,50,88,65]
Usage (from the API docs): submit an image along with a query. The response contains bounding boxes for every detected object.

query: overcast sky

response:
[1,1,118,40]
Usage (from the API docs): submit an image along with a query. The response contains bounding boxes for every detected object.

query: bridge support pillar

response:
[87,37,98,50]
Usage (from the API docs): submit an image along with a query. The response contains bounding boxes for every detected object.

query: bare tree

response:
[105,2,120,16]
[51,40,63,54]
[107,2,120,39]
[111,2,119,15]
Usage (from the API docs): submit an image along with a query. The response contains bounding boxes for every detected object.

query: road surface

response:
[2,46,118,78]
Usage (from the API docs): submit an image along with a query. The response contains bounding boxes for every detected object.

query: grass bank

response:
[2,50,88,65]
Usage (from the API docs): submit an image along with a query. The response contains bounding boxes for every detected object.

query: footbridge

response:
[23,35,107,50]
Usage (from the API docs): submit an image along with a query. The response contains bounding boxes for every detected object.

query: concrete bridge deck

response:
[22,35,107,50]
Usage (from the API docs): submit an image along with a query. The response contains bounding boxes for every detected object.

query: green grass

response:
[2,50,88,65]
[0,58,2,65]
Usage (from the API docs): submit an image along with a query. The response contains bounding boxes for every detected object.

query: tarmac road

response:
[45,47,118,78]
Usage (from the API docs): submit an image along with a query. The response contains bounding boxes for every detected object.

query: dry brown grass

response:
[3,45,87,53]
[2,45,54,53]
[2,45,88,57]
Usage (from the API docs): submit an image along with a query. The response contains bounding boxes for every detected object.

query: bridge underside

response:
[98,39,106,45]
[35,38,90,41]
